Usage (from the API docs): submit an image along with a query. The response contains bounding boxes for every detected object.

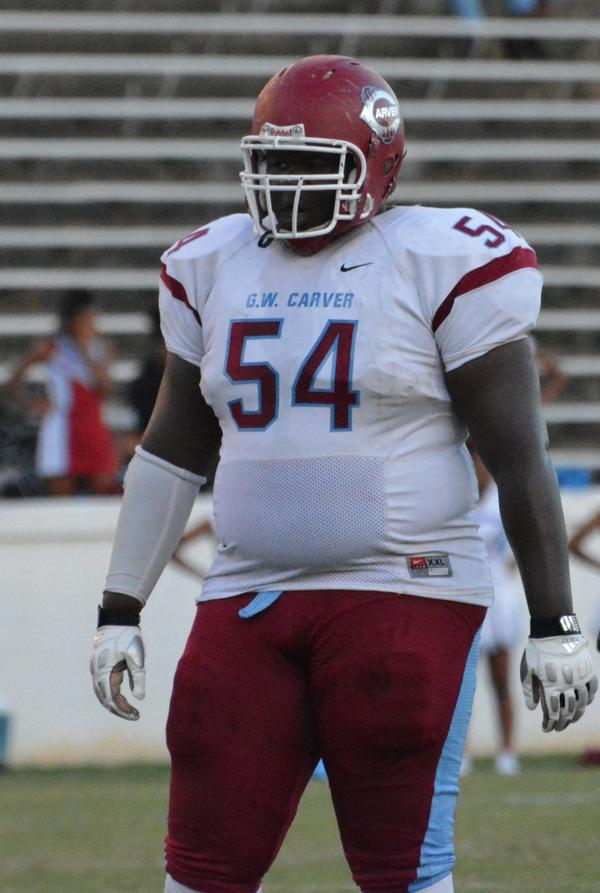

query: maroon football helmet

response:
[240,55,406,255]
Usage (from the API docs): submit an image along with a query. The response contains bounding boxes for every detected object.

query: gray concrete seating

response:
[1,8,600,464]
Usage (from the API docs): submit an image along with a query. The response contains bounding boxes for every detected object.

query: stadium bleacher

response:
[1,1,600,470]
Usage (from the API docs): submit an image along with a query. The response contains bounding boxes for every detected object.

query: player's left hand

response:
[91,624,145,721]
[521,635,597,732]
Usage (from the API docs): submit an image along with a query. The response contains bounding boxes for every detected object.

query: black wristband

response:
[97,604,141,628]
[530,613,581,638]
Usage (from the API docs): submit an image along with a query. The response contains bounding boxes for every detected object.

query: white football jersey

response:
[159,205,542,606]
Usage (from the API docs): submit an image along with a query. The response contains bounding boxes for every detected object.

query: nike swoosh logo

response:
[340,262,374,273]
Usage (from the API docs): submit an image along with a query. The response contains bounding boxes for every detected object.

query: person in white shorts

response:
[468,447,522,776]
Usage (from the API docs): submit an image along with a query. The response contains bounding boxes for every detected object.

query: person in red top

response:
[9,289,118,495]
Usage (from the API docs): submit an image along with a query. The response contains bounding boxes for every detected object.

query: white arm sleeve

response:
[105,446,206,605]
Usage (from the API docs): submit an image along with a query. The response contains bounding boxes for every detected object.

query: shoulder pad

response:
[374,205,532,260]
[160,213,254,265]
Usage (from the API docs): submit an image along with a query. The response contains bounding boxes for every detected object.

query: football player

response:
[91,56,597,893]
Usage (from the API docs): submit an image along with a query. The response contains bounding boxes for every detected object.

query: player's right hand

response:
[91,624,146,721]
[520,635,597,733]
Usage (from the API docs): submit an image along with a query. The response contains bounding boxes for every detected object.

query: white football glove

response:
[91,625,145,721]
[520,635,597,733]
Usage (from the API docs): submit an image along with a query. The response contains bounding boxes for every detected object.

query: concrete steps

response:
[1,9,599,458]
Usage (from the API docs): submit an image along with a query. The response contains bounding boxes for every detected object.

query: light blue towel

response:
[238,590,283,618]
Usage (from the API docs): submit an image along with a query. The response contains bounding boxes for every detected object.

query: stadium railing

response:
[1,11,600,40]
[1,97,600,121]
[2,55,600,81]
[2,137,600,161]
[6,181,600,205]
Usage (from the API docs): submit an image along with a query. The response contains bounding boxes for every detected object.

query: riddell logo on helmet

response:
[359,86,401,144]
[260,122,306,139]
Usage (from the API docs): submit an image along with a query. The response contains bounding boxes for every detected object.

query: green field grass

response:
[1,757,599,893]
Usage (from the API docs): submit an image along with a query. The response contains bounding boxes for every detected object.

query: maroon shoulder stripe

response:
[160,263,202,327]
[432,246,538,333]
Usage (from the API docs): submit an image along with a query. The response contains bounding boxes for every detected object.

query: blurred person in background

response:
[463,445,522,777]
[0,397,39,498]
[450,0,555,19]
[129,307,167,438]
[450,0,556,59]
[8,289,118,496]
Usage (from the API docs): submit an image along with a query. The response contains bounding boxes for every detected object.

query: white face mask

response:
[239,133,368,241]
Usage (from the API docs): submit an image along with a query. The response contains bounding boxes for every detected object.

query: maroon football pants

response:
[165,590,484,893]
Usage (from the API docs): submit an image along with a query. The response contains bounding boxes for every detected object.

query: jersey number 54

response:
[225,319,359,432]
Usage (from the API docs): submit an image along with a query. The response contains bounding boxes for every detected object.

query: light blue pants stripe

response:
[409,631,481,893]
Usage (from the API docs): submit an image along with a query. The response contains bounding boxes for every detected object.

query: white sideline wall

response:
[1,491,600,766]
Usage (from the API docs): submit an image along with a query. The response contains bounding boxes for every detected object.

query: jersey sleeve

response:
[406,208,542,372]
[157,214,254,368]
[157,224,214,367]
[158,258,205,368]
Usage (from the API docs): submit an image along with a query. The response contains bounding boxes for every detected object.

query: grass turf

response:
[1,756,599,893]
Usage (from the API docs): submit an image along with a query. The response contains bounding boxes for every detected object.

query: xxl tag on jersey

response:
[407,553,452,578]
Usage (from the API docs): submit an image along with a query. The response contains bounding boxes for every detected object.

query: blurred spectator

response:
[8,290,118,496]
[449,0,556,58]
[128,308,166,436]
[463,446,522,776]
[450,0,554,18]
[0,399,39,498]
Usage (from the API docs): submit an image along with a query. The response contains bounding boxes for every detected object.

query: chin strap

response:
[359,192,374,219]
[257,230,275,248]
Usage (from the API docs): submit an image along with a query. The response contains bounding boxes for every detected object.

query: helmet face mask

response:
[240,134,367,240]
[239,56,405,255]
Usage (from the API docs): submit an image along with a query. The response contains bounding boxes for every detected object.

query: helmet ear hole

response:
[344,153,357,184]
[384,154,399,175]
